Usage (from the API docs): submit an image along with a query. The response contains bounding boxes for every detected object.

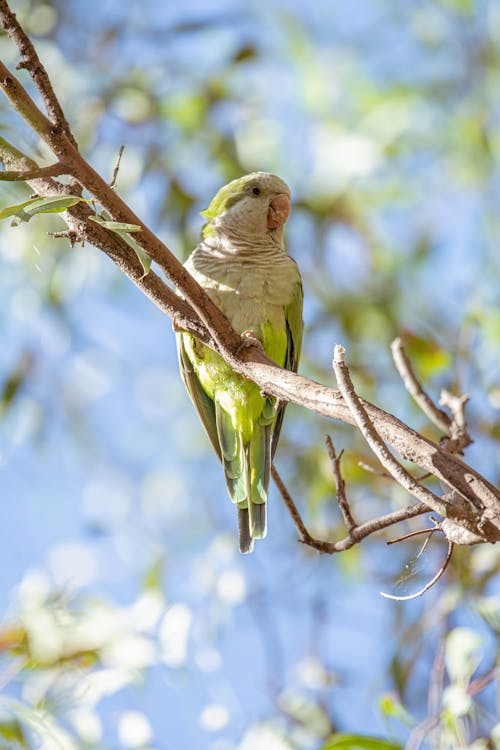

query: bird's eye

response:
[251,186,261,196]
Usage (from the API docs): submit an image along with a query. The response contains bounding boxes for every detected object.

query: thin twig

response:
[415,530,434,559]
[391,337,451,433]
[0,162,69,181]
[428,641,446,719]
[271,465,312,544]
[359,460,432,483]
[358,461,392,479]
[110,145,125,189]
[325,435,356,531]
[47,230,78,246]
[333,345,450,518]
[273,460,429,553]
[387,526,437,546]
[380,539,453,601]
[468,666,500,697]
[440,389,469,432]
[439,389,473,454]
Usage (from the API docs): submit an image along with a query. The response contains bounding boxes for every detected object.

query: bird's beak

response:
[267,193,290,229]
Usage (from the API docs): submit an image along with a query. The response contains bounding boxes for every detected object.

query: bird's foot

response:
[241,328,258,340]
[236,330,264,380]
[172,316,183,333]
[236,329,264,355]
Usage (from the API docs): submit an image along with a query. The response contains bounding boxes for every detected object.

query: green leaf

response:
[0,198,36,222]
[89,215,142,232]
[320,734,404,750]
[0,195,87,226]
[116,230,152,278]
[22,195,86,216]
[88,213,150,276]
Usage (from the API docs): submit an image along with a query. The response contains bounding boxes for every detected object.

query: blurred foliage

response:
[1,0,500,748]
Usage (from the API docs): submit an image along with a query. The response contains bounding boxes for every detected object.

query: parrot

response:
[176,172,303,553]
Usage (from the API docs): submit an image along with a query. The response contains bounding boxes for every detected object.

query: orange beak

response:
[267,193,290,229]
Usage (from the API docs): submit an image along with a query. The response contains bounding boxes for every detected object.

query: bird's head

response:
[200,172,291,246]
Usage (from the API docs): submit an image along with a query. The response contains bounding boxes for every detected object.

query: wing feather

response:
[177,333,221,460]
[271,270,303,457]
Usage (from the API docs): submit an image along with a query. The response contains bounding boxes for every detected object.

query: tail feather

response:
[238,507,254,554]
[215,401,273,551]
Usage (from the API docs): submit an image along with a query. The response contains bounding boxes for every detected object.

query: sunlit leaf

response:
[0,195,88,226]
[320,734,404,750]
[0,198,36,222]
[116,230,152,277]
[88,214,150,275]
[89,215,142,232]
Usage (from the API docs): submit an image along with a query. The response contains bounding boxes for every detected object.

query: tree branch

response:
[0,2,499,548]
[0,56,246,362]
[325,436,356,532]
[0,0,78,149]
[273,463,429,554]
[391,337,452,433]
[333,345,451,517]
[0,162,69,180]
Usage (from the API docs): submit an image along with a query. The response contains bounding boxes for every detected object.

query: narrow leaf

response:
[89,215,142,232]
[320,734,404,750]
[23,195,86,215]
[116,230,152,278]
[0,197,42,221]
[0,195,87,225]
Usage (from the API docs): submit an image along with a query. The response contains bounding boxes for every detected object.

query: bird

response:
[176,172,303,553]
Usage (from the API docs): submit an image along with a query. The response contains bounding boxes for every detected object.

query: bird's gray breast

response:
[185,253,296,330]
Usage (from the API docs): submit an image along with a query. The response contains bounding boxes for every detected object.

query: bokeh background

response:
[1,0,500,748]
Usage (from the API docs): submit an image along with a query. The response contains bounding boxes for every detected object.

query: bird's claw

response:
[237,330,264,356]
[241,329,258,339]
[236,330,264,378]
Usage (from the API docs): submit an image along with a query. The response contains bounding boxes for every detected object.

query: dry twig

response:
[391,337,451,433]
[333,345,450,517]
[110,145,125,189]
[325,435,356,532]
[272,460,429,554]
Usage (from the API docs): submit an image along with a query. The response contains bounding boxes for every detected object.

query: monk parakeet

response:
[177,172,303,553]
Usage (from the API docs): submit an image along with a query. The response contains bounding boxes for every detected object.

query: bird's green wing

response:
[177,331,255,553]
[177,333,220,460]
[272,269,304,457]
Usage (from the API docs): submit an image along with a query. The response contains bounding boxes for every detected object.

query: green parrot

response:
[177,172,303,553]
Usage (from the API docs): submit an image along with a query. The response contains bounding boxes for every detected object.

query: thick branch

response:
[0,58,245,361]
[331,345,500,542]
[0,0,78,149]
[0,136,213,346]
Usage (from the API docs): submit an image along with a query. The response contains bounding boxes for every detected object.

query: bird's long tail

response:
[215,402,273,553]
